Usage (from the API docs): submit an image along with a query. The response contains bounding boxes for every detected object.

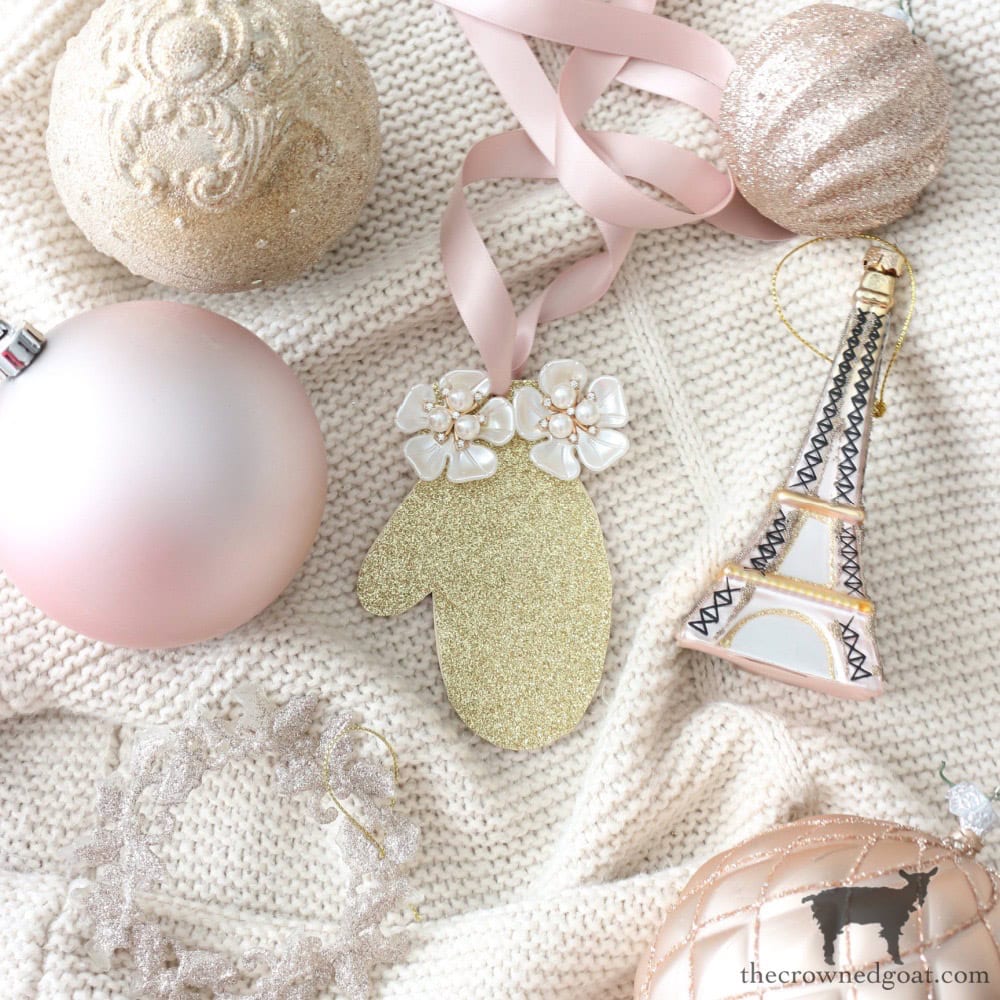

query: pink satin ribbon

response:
[438,0,789,395]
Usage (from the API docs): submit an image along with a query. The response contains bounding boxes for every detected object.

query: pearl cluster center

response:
[538,379,600,443]
[424,379,488,450]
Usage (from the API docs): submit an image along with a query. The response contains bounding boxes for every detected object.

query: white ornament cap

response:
[940,761,1000,853]
[0,321,45,380]
[881,4,915,31]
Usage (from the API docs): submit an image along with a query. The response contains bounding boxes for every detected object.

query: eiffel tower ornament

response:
[679,245,909,699]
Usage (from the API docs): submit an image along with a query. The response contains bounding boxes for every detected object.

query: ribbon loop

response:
[437,0,789,395]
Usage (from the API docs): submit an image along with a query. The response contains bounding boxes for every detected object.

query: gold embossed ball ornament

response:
[47,0,379,293]
[636,806,1000,999]
[718,4,951,236]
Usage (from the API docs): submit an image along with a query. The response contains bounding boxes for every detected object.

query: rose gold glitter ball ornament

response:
[0,302,328,648]
[636,778,1000,1000]
[718,4,951,236]
[46,0,380,293]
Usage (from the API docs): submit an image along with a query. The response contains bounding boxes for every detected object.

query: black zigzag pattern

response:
[749,510,789,572]
[841,617,873,682]
[835,314,883,504]
[791,313,865,490]
[839,525,865,597]
[687,577,740,637]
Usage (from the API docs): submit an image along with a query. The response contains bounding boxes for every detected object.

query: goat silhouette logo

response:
[803,867,939,965]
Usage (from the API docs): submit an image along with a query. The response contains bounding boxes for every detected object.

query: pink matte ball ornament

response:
[0,301,328,648]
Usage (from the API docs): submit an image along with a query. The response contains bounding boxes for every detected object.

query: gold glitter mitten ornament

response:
[359,363,628,750]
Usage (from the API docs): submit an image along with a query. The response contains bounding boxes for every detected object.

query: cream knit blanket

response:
[0,0,997,996]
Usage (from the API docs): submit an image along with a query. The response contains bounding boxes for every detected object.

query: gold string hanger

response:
[323,724,423,922]
[770,235,916,418]
[323,723,400,858]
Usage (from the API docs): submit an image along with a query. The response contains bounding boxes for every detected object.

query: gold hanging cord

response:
[322,723,423,922]
[770,235,915,417]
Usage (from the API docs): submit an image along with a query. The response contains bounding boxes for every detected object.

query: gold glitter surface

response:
[358,400,612,752]
[719,4,951,236]
[47,0,380,292]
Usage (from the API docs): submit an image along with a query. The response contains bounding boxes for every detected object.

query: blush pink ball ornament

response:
[0,302,328,648]
[635,772,1000,1000]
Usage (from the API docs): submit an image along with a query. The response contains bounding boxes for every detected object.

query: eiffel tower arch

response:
[678,247,904,699]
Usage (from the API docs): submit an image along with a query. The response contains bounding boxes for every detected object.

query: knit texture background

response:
[0,0,997,996]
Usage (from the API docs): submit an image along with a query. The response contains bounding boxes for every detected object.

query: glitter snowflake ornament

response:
[73,690,420,999]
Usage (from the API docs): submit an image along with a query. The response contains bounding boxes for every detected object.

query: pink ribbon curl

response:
[437,0,790,397]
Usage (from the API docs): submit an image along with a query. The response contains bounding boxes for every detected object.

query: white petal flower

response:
[513,386,548,442]
[539,359,588,398]
[478,396,515,446]
[587,375,629,428]
[575,427,629,472]
[448,443,498,483]
[530,439,581,481]
[404,434,452,481]
[513,359,630,480]
[397,369,513,483]
[395,383,436,434]
[443,370,491,398]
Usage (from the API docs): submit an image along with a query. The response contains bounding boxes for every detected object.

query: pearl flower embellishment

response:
[396,369,515,483]
[514,359,630,481]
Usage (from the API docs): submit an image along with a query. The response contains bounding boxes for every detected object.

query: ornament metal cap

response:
[863,244,905,277]
[857,245,903,315]
[0,321,45,379]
